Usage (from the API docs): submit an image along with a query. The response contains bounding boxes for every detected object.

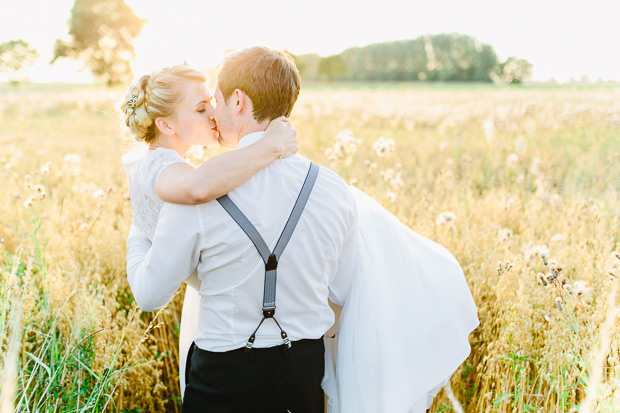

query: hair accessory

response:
[127,95,139,110]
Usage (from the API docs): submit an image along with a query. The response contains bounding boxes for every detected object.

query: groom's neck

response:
[236,120,270,142]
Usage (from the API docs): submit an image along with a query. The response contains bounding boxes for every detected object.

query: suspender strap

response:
[216,163,320,350]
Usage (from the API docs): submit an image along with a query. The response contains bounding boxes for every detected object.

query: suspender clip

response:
[244,335,256,353]
[265,254,278,271]
[281,331,292,348]
[262,306,276,318]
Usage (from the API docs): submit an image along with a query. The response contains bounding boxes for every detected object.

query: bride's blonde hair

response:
[121,65,207,143]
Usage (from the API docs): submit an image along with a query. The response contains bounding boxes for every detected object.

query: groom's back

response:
[192,151,356,352]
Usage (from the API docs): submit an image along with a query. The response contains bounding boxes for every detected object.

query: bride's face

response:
[170,81,218,147]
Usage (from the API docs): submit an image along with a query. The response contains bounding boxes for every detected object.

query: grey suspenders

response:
[216,162,320,352]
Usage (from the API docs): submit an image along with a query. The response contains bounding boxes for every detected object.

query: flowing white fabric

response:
[321,186,479,413]
[177,184,479,410]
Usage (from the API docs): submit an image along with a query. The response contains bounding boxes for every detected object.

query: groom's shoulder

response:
[292,156,348,190]
[315,163,349,190]
[296,158,354,210]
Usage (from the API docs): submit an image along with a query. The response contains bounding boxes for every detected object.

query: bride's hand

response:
[264,116,298,159]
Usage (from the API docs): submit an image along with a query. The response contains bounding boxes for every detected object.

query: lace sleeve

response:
[124,148,189,240]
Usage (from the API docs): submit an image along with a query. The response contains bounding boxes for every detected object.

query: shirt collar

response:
[238,131,265,149]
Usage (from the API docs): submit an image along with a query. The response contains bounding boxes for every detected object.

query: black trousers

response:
[182,338,325,413]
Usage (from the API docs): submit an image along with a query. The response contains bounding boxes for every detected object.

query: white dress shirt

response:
[126,132,358,352]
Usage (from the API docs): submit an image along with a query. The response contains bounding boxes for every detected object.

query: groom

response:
[126,47,357,412]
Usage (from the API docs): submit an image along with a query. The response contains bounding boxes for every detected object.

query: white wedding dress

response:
[322,187,479,412]
[122,146,201,397]
[123,148,479,409]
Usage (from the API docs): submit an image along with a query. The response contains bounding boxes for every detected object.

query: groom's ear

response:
[154,117,176,137]
[233,89,247,115]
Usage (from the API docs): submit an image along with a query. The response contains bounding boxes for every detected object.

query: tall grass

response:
[0,85,619,411]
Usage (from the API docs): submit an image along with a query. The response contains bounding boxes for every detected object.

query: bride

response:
[123,63,479,412]
[120,64,299,394]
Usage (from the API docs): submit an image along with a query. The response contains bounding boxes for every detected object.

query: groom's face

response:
[212,85,237,148]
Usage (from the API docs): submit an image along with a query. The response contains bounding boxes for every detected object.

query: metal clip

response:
[281,331,292,349]
[244,335,256,354]
[262,307,276,318]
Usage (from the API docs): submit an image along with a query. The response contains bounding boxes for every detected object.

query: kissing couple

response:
[122,47,479,412]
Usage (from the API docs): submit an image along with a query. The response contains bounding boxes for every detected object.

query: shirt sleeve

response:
[328,190,358,306]
[126,203,203,311]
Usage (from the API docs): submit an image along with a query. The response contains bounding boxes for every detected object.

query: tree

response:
[318,55,345,82]
[52,0,146,85]
[0,40,39,85]
[496,57,533,84]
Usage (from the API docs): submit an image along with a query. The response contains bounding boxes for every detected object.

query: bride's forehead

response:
[180,81,211,103]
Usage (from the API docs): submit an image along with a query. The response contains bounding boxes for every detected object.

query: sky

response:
[1,0,619,83]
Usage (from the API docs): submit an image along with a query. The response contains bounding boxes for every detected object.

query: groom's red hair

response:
[217,47,301,122]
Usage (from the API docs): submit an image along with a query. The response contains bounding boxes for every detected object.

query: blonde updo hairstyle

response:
[121,65,207,143]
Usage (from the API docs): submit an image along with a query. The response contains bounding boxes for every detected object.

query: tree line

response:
[293,33,532,84]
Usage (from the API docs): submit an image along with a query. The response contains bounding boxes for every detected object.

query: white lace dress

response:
[122,146,201,397]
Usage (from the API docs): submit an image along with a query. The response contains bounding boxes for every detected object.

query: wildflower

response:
[380,168,404,190]
[24,174,31,188]
[24,196,36,208]
[364,160,377,176]
[543,312,555,322]
[498,228,513,242]
[334,130,361,156]
[506,153,519,168]
[537,272,547,286]
[324,147,337,161]
[436,211,457,226]
[14,191,20,199]
[550,233,565,242]
[439,141,448,152]
[93,189,105,199]
[40,161,52,175]
[386,191,397,202]
[555,297,563,310]
[373,136,395,158]
[63,153,82,164]
[35,187,47,200]
[523,244,549,263]
[349,178,358,186]
[572,281,592,299]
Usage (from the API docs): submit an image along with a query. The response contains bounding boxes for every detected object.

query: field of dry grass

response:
[1,84,619,412]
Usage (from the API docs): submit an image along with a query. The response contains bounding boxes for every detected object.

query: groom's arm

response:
[328,193,358,306]
[126,203,202,311]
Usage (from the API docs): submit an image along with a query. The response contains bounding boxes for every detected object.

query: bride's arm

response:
[157,117,297,204]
